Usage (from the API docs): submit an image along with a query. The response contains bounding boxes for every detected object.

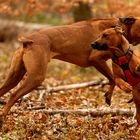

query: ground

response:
[0,42,140,140]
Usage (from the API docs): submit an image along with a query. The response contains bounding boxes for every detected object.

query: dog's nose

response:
[91,41,108,51]
[91,41,98,49]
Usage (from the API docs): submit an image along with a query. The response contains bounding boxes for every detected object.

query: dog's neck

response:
[111,35,130,57]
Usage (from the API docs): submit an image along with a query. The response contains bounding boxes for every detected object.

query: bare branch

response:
[18,107,135,117]
[37,78,108,93]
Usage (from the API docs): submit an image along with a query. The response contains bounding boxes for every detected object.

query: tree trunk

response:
[71,1,92,22]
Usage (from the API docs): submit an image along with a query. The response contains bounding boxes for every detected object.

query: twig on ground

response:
[35,78,108,101]
[15,107,135,117]
[37,78,108,92]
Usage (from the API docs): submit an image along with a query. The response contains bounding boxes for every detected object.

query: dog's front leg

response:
[88,50,115,105]
[112,63,132,92]
[115,78,132,93]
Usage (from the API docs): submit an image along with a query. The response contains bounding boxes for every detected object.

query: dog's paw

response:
[0,112,4,128]
[119,82,132,93]
[104,92,111,106]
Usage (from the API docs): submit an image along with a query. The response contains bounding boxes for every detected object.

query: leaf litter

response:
[0,43,140,140]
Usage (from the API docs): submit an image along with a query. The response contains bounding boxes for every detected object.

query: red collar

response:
[112,47,140,86]
[112,46,133,65]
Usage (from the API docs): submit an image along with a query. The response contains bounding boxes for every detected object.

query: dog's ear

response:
[119,17,136,25]
[115,26,123,34]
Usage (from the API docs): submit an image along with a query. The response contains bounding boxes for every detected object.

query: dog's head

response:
[119,16,140,45]
[91,27,123,52]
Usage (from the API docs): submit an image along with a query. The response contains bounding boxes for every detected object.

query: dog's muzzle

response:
[91,41,108,51]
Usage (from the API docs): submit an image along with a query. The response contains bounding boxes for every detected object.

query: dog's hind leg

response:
[88,50,115,105]
[1,45,49,116]
[0,48,26,98]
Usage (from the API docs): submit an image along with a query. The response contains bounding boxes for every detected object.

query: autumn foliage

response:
[0,0,140,22]
[1,0,140,139]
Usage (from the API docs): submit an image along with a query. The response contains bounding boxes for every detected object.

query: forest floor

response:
[0,42,140,140]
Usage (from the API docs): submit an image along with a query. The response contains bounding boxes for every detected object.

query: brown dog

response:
[119,16,140,45]
[0,18,118,118]
[91,27,140,124]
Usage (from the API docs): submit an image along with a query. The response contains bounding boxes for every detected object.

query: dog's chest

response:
[113,55,140,86]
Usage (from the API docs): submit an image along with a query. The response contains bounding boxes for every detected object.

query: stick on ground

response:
[23,107,135,117]
[37,78,108,92]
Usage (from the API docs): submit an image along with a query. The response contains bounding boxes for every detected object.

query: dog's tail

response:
[18,36,33,48]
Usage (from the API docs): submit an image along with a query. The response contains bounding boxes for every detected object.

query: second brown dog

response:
[91,27,140,124]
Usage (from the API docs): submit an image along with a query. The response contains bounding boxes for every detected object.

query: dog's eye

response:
[102,34,108,38]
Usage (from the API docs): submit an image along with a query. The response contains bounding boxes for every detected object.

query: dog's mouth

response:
[91,41,108,51]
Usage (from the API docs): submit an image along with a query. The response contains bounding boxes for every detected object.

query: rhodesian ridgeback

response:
[91,27,140,124]
[0,18,118,118]
[119,16,140,45]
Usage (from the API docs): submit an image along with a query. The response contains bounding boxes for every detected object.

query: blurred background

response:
[0,0,140,24]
